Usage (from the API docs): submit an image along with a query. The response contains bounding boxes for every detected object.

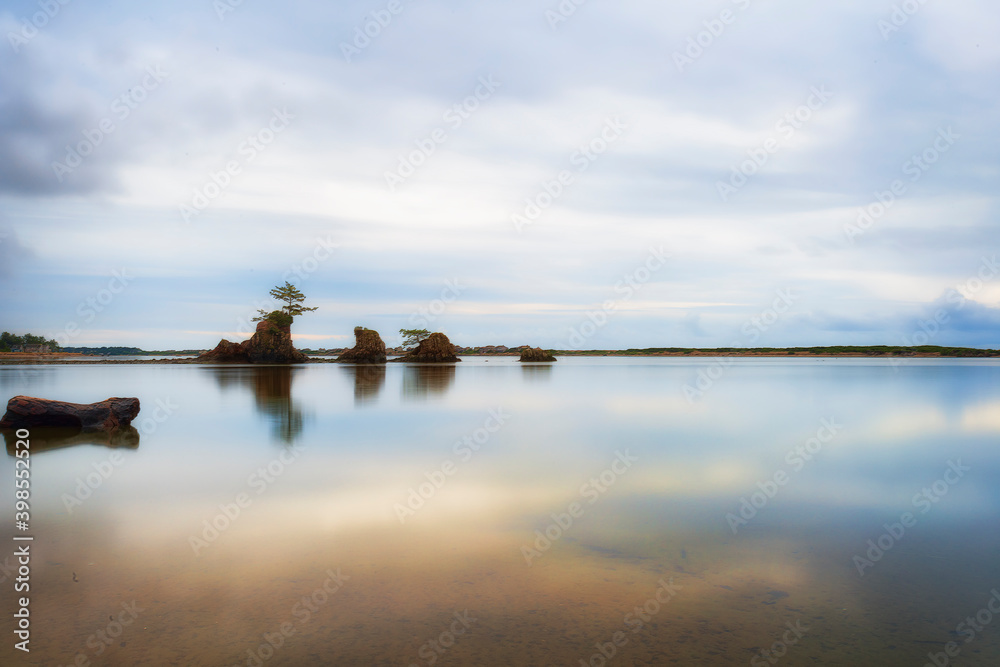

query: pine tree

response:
[252,282,318,322]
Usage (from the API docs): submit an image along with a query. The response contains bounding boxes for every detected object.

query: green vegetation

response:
[252,281,318,322]
[0,331,61,352]
[259,310,294,329]
[399,328,430,349]
[140,350,204,356]
[61,347,203,355]
[61,346,144,355]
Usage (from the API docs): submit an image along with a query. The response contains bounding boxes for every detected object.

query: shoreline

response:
[1,348,998,365]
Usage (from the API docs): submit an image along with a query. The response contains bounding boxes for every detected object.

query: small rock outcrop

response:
[0,396,141,432]
[519,347,557,362]
[199,339,250,363]
[198,319,307,364]
[336,327,387,364]
[393,332,460,363]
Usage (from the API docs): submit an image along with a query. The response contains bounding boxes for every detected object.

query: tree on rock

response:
[253,281,318,322]
[399,328,430,350]
[391,332,460,363]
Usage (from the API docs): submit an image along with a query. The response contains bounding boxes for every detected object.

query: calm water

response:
[1,358,999,666]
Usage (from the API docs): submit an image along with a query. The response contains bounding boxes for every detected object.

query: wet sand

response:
[7,506,999,666]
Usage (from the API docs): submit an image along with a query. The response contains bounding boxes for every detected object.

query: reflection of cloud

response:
[960,401,1000,432]
[863,407,948,441]
[605,396,705,419]
[211,482,580,533]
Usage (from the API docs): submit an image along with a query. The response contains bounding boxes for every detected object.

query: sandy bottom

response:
[4,509,999,667]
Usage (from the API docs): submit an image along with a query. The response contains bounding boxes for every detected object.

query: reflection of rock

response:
[252,367,304,442]
[336,327,387,364]
[393,332,460,363]
[402,365,456,399]
[343,365,386,404]
[4,426,139,455]
[203,366,305,443]
[0,395,140,431]
[519,347,557,362]
[198,320,307,364]
[521,364,553,381]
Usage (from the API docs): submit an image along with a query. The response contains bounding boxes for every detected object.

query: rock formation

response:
[245,319,308,363]
[199,339,249,363]
[198,319,307,364]
[336,327,387,364]
[393,332,460,363]
[0,395,141,432]
[519,347,557,362]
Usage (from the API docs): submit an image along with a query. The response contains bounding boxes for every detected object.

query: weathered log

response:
[0,395,140,432]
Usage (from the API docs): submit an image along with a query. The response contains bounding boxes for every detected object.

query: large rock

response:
[393,332,460,363]
[198,320,307,364]
[519,347,556,362]
[245,320,308,363]
[0,396,141,432]
[199,339,250,363]
[336,327,387,364]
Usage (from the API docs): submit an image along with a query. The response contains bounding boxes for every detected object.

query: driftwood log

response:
[0,395,141,432]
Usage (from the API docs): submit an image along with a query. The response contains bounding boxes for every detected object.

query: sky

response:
[0,0,998,350]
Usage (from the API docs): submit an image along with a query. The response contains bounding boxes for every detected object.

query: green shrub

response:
[264,310,293,328]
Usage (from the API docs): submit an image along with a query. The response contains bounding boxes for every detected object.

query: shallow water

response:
[1,358,999,666]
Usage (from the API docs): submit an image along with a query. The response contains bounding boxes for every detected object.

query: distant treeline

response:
[57,347,204,356]
[0,331,61,351]
[61,346,145,355]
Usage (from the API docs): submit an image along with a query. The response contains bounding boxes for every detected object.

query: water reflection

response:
[340,364,386,405]
[401,364,456,400]
[0,364,57,392]
[3,425,140,454]
[10,359,1000,665]
[203,365,305,443]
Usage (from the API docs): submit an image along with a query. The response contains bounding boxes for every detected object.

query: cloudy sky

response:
[1,0,998,350]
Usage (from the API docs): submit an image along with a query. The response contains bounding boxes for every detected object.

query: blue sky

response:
[0,0,998,350]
